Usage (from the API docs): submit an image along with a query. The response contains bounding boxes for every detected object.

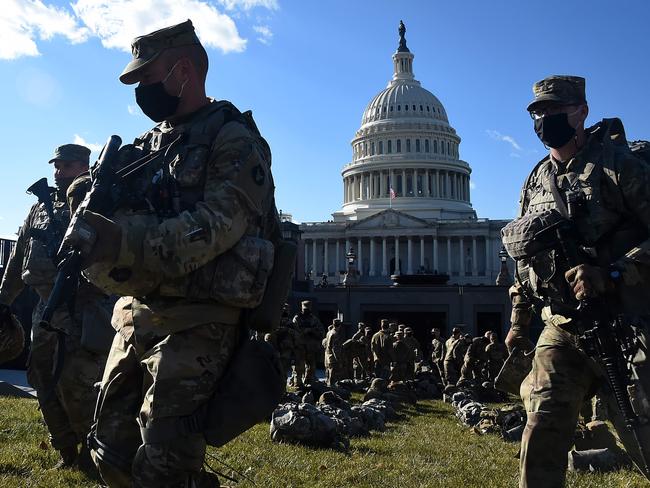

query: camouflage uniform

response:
[324,321,344,386]
[443,336,462,385]
[430,334,445,383]
[402,328,421,378]
[0,144,111,468]
[390,332,411,382]
[458,336,489,384]
[268,311,297,380]
[510,76,650,487]
[371,322,394,379]
[292,302,324,386]
[82,21,279,488]
[485,338,507,381]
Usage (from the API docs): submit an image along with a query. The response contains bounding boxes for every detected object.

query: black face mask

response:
[534,112,576,149]
[135,62,187,122]
[135,81,181,122]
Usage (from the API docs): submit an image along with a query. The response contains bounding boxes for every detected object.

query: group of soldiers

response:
[0,15,649,488]
[264,300,507,390]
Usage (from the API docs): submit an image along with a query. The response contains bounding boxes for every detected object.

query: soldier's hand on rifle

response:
[60,211,121,266]
[564,264,613,300]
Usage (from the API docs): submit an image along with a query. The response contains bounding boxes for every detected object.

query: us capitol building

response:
[299,23,508,286]
[287,22,515,339]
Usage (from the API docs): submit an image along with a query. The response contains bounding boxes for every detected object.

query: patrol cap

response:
[404,327,413,333]
[527,75,586,112]
[380,319,389,327]
[452,327,461,334]
[398,324,406,331]
[120,19,201,85]
[48,144,91,165]
[301,300,312,308]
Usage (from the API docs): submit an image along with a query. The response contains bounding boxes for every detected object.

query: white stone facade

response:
[300,25,508,286]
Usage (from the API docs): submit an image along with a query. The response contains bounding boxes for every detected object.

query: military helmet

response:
[0,311,25,364]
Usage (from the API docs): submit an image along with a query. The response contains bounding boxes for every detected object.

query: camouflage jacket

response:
[103,100,277,333]
[465,337,489,362]
[0,188,68,303]
[371,330,394,364]
[511,118,650,328]
[324,328,344,363]
[431,337,445,362]
[486,342,507,362]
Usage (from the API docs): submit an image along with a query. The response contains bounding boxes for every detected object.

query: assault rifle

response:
[538,191,650,478]
[26,177,65,261]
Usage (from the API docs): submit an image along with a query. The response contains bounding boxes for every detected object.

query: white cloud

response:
[0,0,282,60]
[253,24,273,44]
[72,0,247,53]
[127,104,142,116]
[0,0,89,60]
[486,130,522,151]
[73,134,103,153]
[219,0,279,11]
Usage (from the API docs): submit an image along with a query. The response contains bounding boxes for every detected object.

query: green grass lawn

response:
[0,396,647,487]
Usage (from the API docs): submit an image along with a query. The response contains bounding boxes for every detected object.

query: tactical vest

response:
[22,192,69,294]
[84,100,279,310]
[512,118,648,307]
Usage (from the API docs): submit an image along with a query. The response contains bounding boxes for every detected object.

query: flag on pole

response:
[390,187,396,200]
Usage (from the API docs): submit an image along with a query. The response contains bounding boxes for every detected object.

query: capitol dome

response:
[333,21,476,222]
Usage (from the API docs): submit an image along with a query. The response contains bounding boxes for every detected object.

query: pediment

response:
[348,209,433,230]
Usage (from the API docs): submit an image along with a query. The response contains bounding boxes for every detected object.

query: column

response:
[335,240,340,276]
[433,237,438,273]
[420,236,425,269]
[323,239,329,276]
[395,236,401,274]
[407,236,413,274]
[472,237,478,276]
[357,237,363,276]
[402,169,406,196]
[459,237,465,276]
[346,238,350,253]
[446,238,451,274]
[380,171,386,198]
[358,174,363,200]
[312,239,318,276]
[382,237,388,276]
[485,236,491,279]
[369,238,376,276]
[424,169,430,197]
[304,241,310,277]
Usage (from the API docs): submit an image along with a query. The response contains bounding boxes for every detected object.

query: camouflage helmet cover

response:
[527,75,586,112]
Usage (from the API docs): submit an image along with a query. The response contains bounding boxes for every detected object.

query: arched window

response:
[420,105,423,111]
[447,141,450,155]
[416,139,421,152]
[397,139,402,153]
[406,139,411,152]
[441,141,445,155]
[412,105,416,111]
[378,141,383,154]
[434,140,438,153]
[397,105,401,111]
[425,139,430,152]
[427,106,430,112]
[405,104,409,111]
[390,105,394,112]
[388,140,392,154]
[371,142,375,155]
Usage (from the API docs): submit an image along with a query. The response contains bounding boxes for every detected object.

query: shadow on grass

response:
[0,462,31,477]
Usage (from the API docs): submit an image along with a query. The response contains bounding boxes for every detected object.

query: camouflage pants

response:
[459,357,484,384]
[443,359,459,386]
[519,324,601,488]
[91,319,239,488]
[28,302,106,452]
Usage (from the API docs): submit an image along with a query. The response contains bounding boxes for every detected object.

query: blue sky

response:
[1,0,649,237]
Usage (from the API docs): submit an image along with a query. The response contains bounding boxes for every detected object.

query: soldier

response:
[443,328,463,385]
[371,319,393,379]
[324,319,345,386]
[62,21,280,486]
[485,332,507,381]
[293,300,325,386]
[430,327,445,383]
[390,330,411,382]
[268,305,297,380]
[505,75,650,487]
[458,332,490,384]
[362,325,374,377]
[0,144,112,473]
[351,321,365,341]
[402,327,421,378]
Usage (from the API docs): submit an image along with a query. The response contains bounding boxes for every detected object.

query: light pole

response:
[495,246,513,286]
